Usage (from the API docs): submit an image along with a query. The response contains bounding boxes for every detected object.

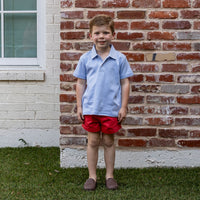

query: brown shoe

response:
[106,178,118,190]
[84,178,97,191]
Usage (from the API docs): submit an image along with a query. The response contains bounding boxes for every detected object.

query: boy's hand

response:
[118,107,127,123]
[77,107,84,122]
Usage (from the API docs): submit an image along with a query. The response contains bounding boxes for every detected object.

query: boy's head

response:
[89,15,115,34]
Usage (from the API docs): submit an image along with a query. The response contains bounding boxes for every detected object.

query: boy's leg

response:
[102,133,115,179]
[87,131,100,181]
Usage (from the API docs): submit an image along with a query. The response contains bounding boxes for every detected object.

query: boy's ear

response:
[89,32,92,39]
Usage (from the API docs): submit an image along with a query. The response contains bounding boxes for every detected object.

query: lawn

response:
[0,147,200,200]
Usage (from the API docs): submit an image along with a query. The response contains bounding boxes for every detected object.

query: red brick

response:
[117,11,145,19]
[131,21,159,30]
[159,129,188,138]
[60,52,82,61]
[175,118,200,126]
[146,95,175,104]
[60,94,76,103]
[118,139,147,147]
[194,21,200,29]
[129,74,144,82]
[163,43,191,51]
[177,53,200,60]
[72,126,87,135]
[60,21,74,29]
[114,22,129,30]
[61,0,73,8]
[145,117,173,126]
[131,64,159,72]
[112,42,130,51]
[102,0,130,7]
[60,104,74,113]
[128,96,144,104]
[133,42,161,50]
[162,21,191,29]
[60,126,72,134]
[60,63,72,72]
[60,32,85,40]
[177,96,200,104]
[75,21,89,29]
[149,138,175,147]
[75,0,99,8]
[130,105,161,114]
[61,11,83,19]
[177,140,200,147]
[132,0,161,8]
[146,74,174,82]
[149,11,178,19]
[192,65,200,72]
[60,42,73,50]
[87,11,115,18]
[181,10,200,19]
[127,128,157,137]
[162,64,188,72]
[60,74,76,82]
[191,86,200,94]
[147,31,175,40]
[163,0,190,8]
[193,0,200,8]
[123,53,144,62]
[117,32,144,40]
[190,130,200,138]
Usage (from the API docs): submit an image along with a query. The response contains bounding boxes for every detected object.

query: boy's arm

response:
[118,78,130,123]
[76,78,86,122]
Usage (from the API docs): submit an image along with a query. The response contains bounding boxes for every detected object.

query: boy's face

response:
[90,25,115,52]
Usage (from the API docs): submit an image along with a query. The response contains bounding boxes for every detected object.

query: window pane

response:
[4,0,36,11]
[4,13,37,58]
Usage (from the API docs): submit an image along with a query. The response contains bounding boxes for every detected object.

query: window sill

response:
[0,67,45,81]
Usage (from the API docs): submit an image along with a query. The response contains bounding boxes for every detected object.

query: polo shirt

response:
[73,45,133,117]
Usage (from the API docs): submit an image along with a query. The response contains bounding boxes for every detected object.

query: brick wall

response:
[60,0,200,149]
[0,0,60,147]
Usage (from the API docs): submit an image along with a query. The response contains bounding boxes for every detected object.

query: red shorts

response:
[82,115,121,134]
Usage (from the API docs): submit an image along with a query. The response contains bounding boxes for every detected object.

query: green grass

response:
[1,147,200,200]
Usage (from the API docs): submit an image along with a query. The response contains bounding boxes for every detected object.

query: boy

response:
[73,15,133,190]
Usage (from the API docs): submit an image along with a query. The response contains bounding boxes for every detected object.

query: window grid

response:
[0,0,40,66]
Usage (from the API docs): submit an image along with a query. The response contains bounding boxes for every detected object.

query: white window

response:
[0,0,45,67]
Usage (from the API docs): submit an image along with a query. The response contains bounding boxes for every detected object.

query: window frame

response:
[0,0,45,67]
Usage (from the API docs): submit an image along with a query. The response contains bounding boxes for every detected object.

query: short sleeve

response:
[120,56,134,79]
[73,56,86,80]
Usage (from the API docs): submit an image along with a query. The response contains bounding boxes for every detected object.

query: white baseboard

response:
[0,129,59,147]
[61,147,200,168]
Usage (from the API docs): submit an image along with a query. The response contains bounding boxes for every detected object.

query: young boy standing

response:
[73,15,133,190]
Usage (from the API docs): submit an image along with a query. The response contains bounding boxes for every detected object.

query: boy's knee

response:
[88,137,100,148]
[102,136,114,148]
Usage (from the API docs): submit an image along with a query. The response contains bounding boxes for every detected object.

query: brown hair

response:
[89,15,115,34]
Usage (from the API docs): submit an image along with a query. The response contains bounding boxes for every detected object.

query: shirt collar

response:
[91,45,117,60]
